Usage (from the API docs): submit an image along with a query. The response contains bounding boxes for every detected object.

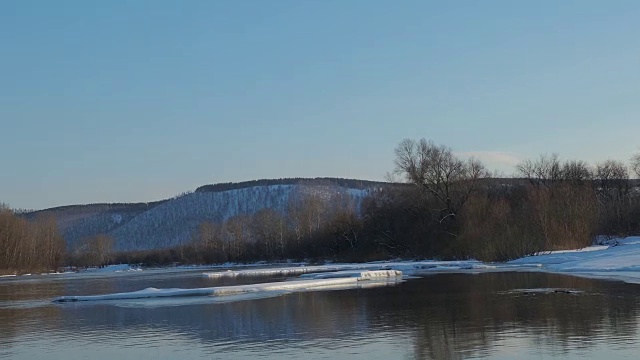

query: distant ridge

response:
[20,177,395,252]
[195,177,391,193]
[25,200,168,217]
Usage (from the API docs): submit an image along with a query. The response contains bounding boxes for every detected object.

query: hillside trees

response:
[69,234,115,267]
[184,190,374,264]
[194,221,224,263]
[222,215,252,261]
[251,208,288,260]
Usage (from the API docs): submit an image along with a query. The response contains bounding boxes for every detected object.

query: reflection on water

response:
[1,270,640,359]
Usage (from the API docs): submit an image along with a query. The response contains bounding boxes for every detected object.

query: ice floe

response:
[52,270,403,303]
[300,270,403,280]
[202,261,502,279]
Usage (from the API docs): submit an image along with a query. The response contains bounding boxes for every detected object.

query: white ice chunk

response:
[202,261,486,278]
[203,265,369,278]
[53,271,402,303]
[300,270,403,280]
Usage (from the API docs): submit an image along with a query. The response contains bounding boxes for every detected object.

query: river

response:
[1,268,639,359]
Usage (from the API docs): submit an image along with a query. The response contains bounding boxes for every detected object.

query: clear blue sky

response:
[2,0,640,210]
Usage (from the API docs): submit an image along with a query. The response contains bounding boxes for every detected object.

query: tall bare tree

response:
[32,214,66,270]
[252,208,287,260]
[223,215,252,260]
[394,138,488,224]
[516,153,562,188]
[593,160,632,235]
[561,160,592,183]
[0,207,65,272]
[631,152,640,178]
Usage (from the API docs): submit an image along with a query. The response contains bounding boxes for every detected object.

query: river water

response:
[1,268,639,359]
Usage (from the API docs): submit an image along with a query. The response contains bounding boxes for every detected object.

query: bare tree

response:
[252,208,287,259]
[0,208,66,272]
[32,214,66,270]
[594,159,629,193]
[631,152,640,178]
[593,160,632,235]
[287,193,328,241]
[223,215,252,260]
[71,234,115,267]
[516,153,562,187]
[195,221,225,263]
[561,160,592,183]
[394,138,488,224]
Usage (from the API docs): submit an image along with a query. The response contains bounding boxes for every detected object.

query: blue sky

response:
[2,0,640,210]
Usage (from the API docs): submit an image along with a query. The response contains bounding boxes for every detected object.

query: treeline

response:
[3,139,640,272]
[24,200,167,220]
[149,139,637,265]
[113,192,371,266]
[371,140,640,261]
[195,177,391,193]
[0,203,126,273]
[0,205,66,274]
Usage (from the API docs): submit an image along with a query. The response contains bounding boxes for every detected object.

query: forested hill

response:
[195,178,390,193]
[22,178,392,252]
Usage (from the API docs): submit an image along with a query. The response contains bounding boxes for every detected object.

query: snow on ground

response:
[53,270,403,302]
[202,236,640,285]
[51,236,640,304]
[509,236,640,284]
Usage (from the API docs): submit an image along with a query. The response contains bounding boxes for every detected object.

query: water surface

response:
[1,269,639,359]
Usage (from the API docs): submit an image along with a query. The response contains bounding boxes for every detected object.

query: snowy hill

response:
[25,179,385,252]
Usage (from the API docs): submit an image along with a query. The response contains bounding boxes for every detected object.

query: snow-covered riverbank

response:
[509,236,640,284]
[200,236,640,285]
[42,236,640,304]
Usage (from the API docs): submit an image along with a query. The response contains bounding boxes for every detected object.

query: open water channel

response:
[1,268,639,359]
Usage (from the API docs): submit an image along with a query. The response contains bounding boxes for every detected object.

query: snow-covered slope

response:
[30,183,374,251]
[111,185,296,250]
